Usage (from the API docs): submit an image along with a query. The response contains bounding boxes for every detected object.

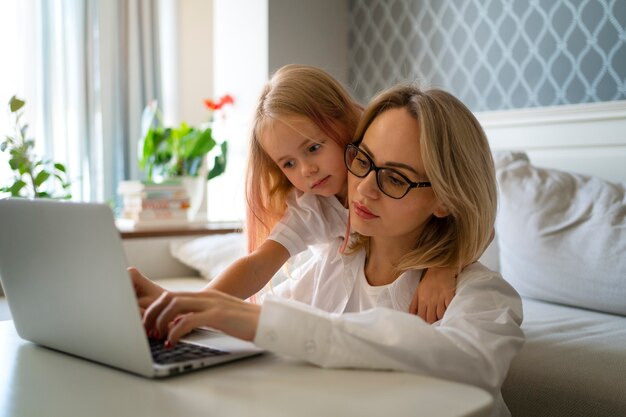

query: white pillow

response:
[169,232,310,286]
[170,233,247,280]
[495,151,626,316]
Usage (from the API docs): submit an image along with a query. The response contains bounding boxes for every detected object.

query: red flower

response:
[220,94,234,106]
[203,94,235,111]
[203,99,217,110]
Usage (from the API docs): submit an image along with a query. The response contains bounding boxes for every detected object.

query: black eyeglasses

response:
[344,144,431,199]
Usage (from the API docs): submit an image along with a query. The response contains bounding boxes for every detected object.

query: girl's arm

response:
[409,267,457,323]
[204,239,290,300]
[207,192,344,300]
[410,229,496,322]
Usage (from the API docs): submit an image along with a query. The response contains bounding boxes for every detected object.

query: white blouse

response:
[261,191,524,417]
[256,241,523,417]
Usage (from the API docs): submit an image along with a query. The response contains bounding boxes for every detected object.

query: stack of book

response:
[117,180,191,228]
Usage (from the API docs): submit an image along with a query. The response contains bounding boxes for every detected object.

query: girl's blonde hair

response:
[245,64,362,252]
[349,85,497,273]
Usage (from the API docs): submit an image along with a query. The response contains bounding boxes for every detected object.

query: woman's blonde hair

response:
[349,85,496,273]
[245,64,362,252]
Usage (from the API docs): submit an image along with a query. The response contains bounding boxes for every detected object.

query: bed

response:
[476,100,626,417]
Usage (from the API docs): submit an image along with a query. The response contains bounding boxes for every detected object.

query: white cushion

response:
[169,232,314,288]
[170,233,247,280]
[495,151,626,316]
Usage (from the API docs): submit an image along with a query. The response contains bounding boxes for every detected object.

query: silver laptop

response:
[0,198,263,378]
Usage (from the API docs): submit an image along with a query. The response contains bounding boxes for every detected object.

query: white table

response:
[0,321,493,417]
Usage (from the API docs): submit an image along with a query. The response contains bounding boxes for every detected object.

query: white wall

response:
[160,0,213,126]
[268,0,349,86]
[208,0,269,223]
[170,0,350,221]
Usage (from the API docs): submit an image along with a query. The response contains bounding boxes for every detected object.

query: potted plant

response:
[138,95,233,219]
[1,96,71,199]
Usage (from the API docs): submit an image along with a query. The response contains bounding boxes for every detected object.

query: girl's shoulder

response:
[286,190,345,212]
[283,191,347,227]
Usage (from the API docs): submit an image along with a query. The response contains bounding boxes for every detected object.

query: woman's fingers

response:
[167,312,209,347]
[143,289,261,347]
[154,295,211,340]
[144,292,215,340]
[143,291,175,337]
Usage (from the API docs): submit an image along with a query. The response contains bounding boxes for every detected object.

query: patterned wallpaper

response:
[348,0,626,111]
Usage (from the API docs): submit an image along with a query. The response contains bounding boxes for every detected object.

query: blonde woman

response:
[142,85,524,417]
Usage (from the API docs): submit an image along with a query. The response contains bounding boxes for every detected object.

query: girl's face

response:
[259,115,347,202]
[347,107,448,247]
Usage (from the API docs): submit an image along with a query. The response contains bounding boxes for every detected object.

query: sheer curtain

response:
[38,0,162,202]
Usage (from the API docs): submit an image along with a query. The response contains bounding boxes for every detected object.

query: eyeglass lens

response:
[345,146,411,198]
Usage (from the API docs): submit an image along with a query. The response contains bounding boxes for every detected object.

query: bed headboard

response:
[476,100,626,183]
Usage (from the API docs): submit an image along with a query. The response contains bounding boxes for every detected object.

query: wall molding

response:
[476,101,626,183]
[476,100,626,128]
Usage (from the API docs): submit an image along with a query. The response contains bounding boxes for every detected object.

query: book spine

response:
[123,198,191,210]
[122,208,188,221]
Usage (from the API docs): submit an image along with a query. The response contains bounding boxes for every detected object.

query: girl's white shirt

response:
[263,191,524,417]
[268,190,348,256]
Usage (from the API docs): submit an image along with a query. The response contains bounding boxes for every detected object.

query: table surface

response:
[116,220,243,239]
[0,321,494,417]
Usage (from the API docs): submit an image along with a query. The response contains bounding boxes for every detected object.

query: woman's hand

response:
[127,267,165,316]
[143,289,261,347]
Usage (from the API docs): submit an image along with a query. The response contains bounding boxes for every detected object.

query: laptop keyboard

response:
[149,338,229,364]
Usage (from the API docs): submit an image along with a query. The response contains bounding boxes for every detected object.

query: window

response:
[0,0,38,192]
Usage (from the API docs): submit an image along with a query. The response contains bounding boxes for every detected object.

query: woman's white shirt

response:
[256,242,523,417]
[260,191,524,417]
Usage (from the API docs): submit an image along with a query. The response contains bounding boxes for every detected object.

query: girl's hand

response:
[409,267,457,323]
[143,289,261,347]
[127,267,165,316]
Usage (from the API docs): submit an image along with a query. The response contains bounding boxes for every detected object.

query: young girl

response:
[142,85,524,417]
[133,64,457,322]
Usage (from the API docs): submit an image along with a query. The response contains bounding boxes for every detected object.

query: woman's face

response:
[347,107,448,247]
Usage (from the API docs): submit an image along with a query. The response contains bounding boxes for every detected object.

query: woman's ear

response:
[433,203,450,218]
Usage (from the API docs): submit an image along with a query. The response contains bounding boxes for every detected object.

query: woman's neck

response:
[364,238,413,286]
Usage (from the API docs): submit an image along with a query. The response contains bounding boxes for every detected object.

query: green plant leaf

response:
[178,129,201,159]
[189,128,216,158]
[20,124,29,140]
[9,180,26,196]
[137,100,229,180]
[208,141,228,180]
[140,128,156,169]
[9,96,25,113]
[34,170,50,187]
[54,163,66,173]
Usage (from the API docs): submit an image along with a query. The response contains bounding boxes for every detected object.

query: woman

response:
[142,85,524,417]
